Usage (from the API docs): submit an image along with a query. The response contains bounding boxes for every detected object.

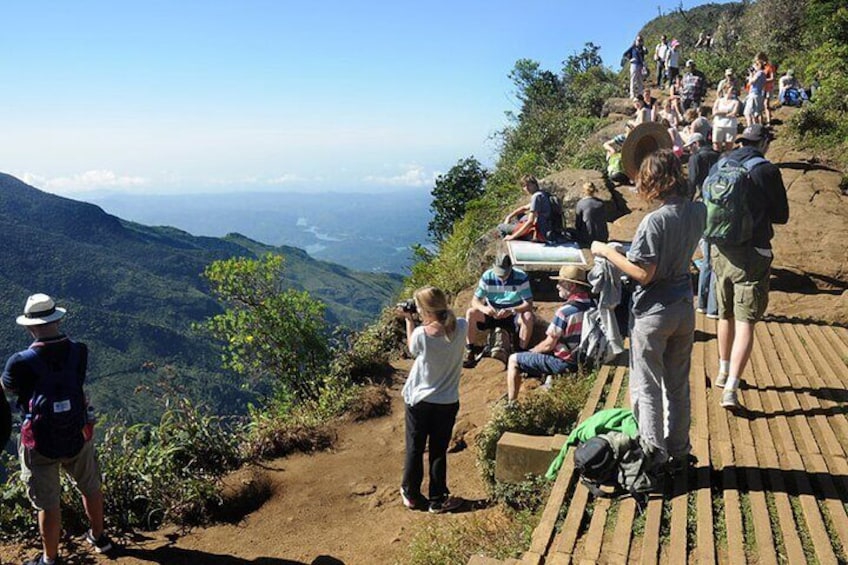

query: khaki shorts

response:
[712,244,772,322]
[20,438,102,511]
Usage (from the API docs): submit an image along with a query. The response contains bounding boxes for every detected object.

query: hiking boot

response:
[489,329,510,364]
[85,530,114,554]
[714,372,728,388]
[666,453,698,476]
[400,488,428,511]
[721,389,741,410]
[463,346,482,369]
[23,555,61,565]
[429,495,462,514]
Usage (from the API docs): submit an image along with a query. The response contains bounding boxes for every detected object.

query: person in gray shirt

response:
[591,149,705,475]
[574,182,608,246]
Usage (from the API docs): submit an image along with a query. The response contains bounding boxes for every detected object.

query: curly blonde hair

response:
[636,149,687,202]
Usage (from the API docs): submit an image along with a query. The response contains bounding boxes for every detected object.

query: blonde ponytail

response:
[413,286,457,341]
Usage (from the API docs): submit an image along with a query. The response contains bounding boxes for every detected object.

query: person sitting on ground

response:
[505,266,594,402]
[659,97,682,129]
[716,68,738,99]
[744,58,766,127]
[603,125,633,185]
[778,69,807,106]
[667,74,684,115]
[685,133,720,200]
[684,107,712,144]
[464,253,535,368]
[498,175,551,243]
[663,118,685,158]
[681,60,707,111]
[574,182,609,246]
[628,97,653,128]
[712,86,742,152]
[398,286,466,514]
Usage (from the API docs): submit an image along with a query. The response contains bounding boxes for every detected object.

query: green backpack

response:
[702,156,767,245]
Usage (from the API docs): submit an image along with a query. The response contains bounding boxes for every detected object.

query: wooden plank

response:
[607,499,636,564]
[525,364,615,557]
[692,313,715,565]
[795,324,848,390]
[776,323,848,448]
[766,322,845,457]
[707,321,747,565]
[639,496,663,565]
[805,324,848,388]
[579,366,627,563]
[819,325,848,359]
[729,336,777,565]
[742,333,806,564]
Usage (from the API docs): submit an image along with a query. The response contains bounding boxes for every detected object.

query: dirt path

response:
[0,316,558,565]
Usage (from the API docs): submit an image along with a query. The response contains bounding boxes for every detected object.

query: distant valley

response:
[0,174,404,422]
[84,190,433,274]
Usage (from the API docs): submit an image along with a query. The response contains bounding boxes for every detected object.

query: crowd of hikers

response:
[0,31,794,565]
[398,32,791,515]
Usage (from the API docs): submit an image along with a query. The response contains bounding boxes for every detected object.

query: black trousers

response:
[402,400,459,501]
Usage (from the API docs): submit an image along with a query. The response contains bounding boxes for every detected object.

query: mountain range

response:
[83,189,433,273]
[0,173,403,421]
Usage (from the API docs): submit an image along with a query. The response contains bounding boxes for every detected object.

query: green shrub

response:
[476,373,594,493]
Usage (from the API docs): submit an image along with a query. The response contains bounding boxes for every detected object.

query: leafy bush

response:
[476,374,594,494]
[99,395,243,530]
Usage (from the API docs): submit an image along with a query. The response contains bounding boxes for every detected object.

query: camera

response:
[396,299,417,314]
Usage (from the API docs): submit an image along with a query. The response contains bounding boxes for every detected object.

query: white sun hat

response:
[16,293,67,326]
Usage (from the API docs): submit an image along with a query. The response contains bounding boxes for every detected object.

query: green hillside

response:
[0,173,402,421]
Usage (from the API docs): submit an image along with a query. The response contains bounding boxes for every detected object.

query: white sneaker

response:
[721,390,740,410]
[714,372,728,388]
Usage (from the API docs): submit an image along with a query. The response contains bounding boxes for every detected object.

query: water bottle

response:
[83,405,96,441]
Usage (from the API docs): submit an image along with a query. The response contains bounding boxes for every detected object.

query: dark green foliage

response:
[199,254,330,402]
[428,157,488,243]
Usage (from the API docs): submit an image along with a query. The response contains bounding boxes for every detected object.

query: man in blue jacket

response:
[2,294,114,565]
[712,125,789,409]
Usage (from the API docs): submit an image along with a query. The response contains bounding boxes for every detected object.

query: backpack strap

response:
[742,156,768,172]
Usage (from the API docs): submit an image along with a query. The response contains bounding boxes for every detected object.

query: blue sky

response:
[0,1,731,195]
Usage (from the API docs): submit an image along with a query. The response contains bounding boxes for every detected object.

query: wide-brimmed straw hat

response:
[550,266,590,287]
[621,121,673,181]
[16,293,67,326]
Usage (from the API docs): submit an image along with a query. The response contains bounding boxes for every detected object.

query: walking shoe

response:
[721,390,740,410]
[85,530,114,554]
[705,312,719,320]
[540,375,554,391]
[714,372,728,388]
[463,345,482,369]
[23,555,61,565]
[400,488,428,511]
[429,495,463,514]
[666,453,698,476]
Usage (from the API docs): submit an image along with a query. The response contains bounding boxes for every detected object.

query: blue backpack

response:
[19,342,87,459]
[702,156,767,245]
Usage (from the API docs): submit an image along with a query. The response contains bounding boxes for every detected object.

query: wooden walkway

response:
[471,316,848,565]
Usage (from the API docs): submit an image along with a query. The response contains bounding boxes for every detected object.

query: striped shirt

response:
[548,292,594,362]
[474,268,532,309]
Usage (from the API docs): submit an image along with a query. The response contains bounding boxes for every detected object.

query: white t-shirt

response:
[401,318,468,406]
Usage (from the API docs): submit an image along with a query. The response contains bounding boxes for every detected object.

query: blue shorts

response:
[515,352,577,377]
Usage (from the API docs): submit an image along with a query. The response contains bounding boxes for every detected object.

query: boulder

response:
[602,97,636,117]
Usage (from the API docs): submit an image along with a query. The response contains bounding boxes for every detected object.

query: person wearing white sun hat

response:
[2,294,115,565]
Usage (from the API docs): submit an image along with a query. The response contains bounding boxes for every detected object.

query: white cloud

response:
[20,170,148,193]
[362,165,436,187]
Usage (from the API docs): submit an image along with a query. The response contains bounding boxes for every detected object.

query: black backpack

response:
[573,432,658,508]
[19,342,87,459]
[541,190,575,243]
